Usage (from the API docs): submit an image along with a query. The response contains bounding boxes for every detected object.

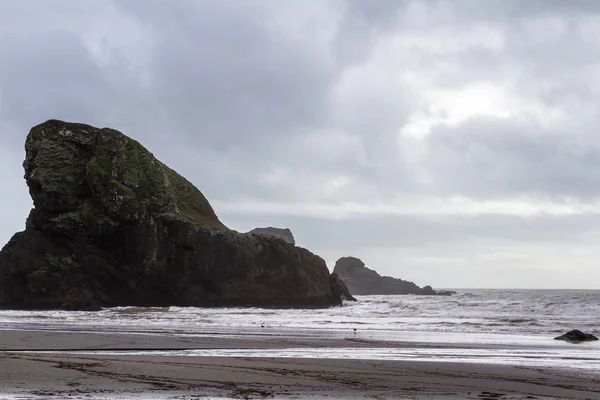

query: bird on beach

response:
[353,328,357,333]
[261,323,265,328]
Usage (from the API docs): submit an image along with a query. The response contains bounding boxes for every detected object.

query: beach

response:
[1,292,599,399]
[1,329,600,399]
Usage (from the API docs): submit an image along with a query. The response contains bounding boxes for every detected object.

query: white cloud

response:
[215,196,600,220]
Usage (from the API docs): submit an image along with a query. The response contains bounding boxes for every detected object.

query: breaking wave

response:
[0,289,598,338]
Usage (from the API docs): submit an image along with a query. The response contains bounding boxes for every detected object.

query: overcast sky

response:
[2,0,600,289]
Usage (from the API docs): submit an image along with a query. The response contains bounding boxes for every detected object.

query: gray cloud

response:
[421,117,600,199]
[116,0,341,149]
[0,32,116,134]
[2,0,600,288]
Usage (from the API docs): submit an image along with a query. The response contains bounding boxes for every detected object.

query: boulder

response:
[332,256,447,296]
[421,285,437,295]
[248,227,295,245]
[554,330,599,343]
[0,120,353,310]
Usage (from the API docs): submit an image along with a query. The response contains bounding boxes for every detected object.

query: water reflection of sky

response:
[22,346,600,372]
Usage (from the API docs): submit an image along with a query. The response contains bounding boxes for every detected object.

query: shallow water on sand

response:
[1,290,598,371]
[25,345,600,372]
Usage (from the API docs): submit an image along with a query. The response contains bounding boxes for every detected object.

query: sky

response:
[1,0,600,289]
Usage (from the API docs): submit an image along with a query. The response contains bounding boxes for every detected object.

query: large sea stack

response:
[333,256,449,296]
[0,120,353,310]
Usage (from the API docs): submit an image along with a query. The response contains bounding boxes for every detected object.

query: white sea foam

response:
[1,290,598,335]
[1,290,598,370]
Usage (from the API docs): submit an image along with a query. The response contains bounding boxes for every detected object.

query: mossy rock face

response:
[25,120,224,230]
[0,120,351,310]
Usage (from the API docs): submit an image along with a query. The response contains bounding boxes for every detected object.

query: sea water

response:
[1,290,599,371]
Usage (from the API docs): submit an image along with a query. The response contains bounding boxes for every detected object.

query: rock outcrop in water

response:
[247,227,295,246]
[332,256,448,296]
[0,120,354,310]
[554,330,599,343]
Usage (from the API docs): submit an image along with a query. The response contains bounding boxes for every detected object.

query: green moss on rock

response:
[23,120,226,229]
[88,156,109,177]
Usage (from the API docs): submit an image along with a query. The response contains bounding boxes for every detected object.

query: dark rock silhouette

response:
[248,227,295,245]
[332,256,448,296]
[329,273,356,302]
[421,285,437,295]
[554,330,599,343]
[0,120,352,310]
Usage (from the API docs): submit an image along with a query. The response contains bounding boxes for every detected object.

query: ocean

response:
[1,289,599,372]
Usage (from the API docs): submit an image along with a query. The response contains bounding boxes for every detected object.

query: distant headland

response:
[333,256,453,296]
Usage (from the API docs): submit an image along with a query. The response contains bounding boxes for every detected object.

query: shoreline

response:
[2,353,599,399]
[2,327,599,348]
[1,329,600,399]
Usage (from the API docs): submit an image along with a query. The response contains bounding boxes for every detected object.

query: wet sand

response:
[1,330,599,399]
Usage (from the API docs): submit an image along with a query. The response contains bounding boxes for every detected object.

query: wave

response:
[2,289,598,338]
[112,307,169,314]
[498,318,538,324]
[460,322,503,327]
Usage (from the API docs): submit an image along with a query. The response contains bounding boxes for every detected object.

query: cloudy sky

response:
[2,0,600,289]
